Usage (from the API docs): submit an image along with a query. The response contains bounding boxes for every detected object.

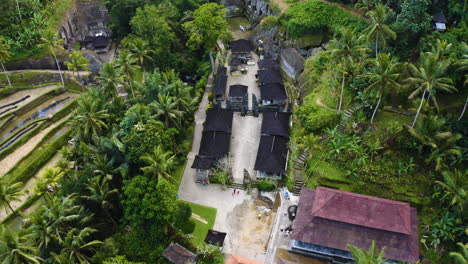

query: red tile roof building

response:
[291,187,419,263]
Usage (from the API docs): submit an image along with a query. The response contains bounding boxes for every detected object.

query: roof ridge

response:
[311,190,336,216]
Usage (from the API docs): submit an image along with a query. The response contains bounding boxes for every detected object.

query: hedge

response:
[3,123,73,184]
[283,0,367,38]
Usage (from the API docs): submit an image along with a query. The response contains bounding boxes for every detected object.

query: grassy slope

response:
[183,202,217,246]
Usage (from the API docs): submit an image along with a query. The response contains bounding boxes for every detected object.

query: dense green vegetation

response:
[284,0,367,38]
[288,0,467,262]
[0,0,228,263]
[0,0,466,263]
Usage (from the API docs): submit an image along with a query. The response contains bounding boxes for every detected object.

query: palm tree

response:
[55,227,103,264]
[347,241,386,264]
[408,116,461,170]
[435,170,467,211]
[129,38,154,81]
[33,167,64,200]
[329,27,369,113]
[70,95,110,141]
[150,94,183,128]
[450,242,468,264]
[362,4,396,57]
[0,36,12,89]
[0,180,22,214]
[98,63,124,97]
[81,176,119,225]
[14,0,22,22]
[38,194,89,244]
[140,145,176,182]
[64,51,89,81]
[355,0,379,15]
[408,52,456,127]
[39,29,65,87]
[114,50,140,98]
[364,53,402,124]
[456,42,468,121]
[0,227,42,264]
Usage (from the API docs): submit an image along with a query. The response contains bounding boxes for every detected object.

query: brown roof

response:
[311,187,412,234]
[291,187,419,263]
[162,243,196,264]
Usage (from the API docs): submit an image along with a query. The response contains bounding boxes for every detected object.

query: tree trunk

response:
[412,89,427,127]
[0,61,12,88]
[53,52,65,87]
[128,79,135,98]
[338,71,345,114]
[370,94,381,124]
[15,0,22,21]
[375,34,378,58]
[458,95,468,121]
[7,202,15,214]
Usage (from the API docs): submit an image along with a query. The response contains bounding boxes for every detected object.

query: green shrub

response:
[262,16,279,29]
[209,171,232,186]
[177,219,196,234]
[257,178,276,191]
[284,0,367,38]
[176,201,192,222]
[296,98,338,132]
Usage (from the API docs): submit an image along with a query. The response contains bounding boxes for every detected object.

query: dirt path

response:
[315,97,336,111]
[0,153,62,221]
[4,70,91,76]
[0,114,72,177]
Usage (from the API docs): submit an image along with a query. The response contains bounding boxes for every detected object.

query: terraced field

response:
[0,72,82,224]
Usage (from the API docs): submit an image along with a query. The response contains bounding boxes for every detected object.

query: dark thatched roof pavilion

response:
[254,135,289,175]
[262,112,290,138]
[258,69,283,85]
[204,108,234,133]
[231,39,254,53]
[229,84,248,98]
[260,83,287,101]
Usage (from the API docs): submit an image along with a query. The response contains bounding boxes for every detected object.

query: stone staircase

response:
[293,180,304,196]
[230,182,245,190]
[293,148,310,170]
[337,105,361,133]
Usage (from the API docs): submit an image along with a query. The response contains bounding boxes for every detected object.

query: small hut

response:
[93,36,111,53]
[280,48,305,79]
[162,243,197,264]
[257,69,283,85]
[258,57,279,70]
[214,67,228,101]
[204,229,227,250]
[228,84,248,102]
[231,39,254,59]
[259,83,287,106]
[254,135,289,180]
[432,12,447,32]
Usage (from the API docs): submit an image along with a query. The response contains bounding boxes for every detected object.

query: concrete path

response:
[265,188,299,263]
[226,53,262,183]
[230,114,262,182]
